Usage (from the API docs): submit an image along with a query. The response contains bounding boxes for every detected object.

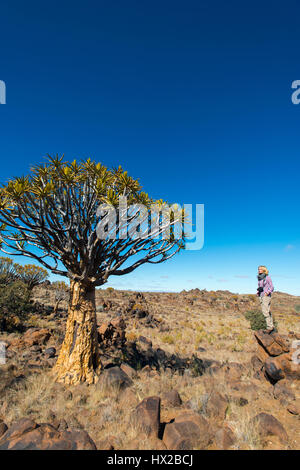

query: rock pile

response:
[98,317,126,351]
[123,293,162,328]
[0,417,97,450]
[253,330,300,383]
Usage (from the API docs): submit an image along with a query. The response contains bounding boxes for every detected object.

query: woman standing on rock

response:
[257,265,275,334]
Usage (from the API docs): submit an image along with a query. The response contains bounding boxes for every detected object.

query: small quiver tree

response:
[15,264,49,291]
[52,281,69,315]
[0,256,18,286]
[0,156,186,384]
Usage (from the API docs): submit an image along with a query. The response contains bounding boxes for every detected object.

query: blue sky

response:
[1,1,300,294]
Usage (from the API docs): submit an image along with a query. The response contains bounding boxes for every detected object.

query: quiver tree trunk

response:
[53,280,101,385]
[53,300,60,316]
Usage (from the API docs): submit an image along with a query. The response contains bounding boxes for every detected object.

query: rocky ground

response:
[0,284,299,450]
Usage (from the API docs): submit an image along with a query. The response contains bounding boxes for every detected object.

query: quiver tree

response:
[0,256,17,286]
[0,156,186,384]
[52,281,69,315]
[14,264,49,290]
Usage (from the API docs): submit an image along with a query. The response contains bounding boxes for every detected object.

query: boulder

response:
[214,425,236,450]
[264,357,285,382]
[273,381,296,405]
[134,396,161,437]
[265,354,300,382]
[161,390,182,408]
[287,400,300,415]
[270,333,290,352]
[205,391,228,422]
[120,363,137,379]
[251,413,288,444]
[44,347,56,358]
[163,411,211,450]
[8,329,51,350]
[254,331,285,356]
[97,366,133,390]
[222,362,246,381]
[24,329,51,347]
[250,355,264,374]
[0,418,97,450]
[0,422,8,438]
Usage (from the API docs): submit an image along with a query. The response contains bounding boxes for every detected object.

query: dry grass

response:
[1,286,299,450]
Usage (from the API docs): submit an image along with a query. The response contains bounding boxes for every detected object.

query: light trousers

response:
[259,295,274,329]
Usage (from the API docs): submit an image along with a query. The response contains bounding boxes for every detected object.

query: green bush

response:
[294,304,300,313]
[244,309,277,331]
[0,281,32,332]
[244,309,266,330]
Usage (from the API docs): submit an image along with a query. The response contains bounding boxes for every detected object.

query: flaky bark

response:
[53,280,101,385]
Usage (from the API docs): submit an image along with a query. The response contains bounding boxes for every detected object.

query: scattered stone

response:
[287,400,300,415]
[138,336,152,348]
[97,366,133,391]
[98,318,126,350]
[264,357,285,382]
[214,425,236,450]
[97,435,118,450]
[0,422,8,438]
[134,396,161,438]
[163,411,211,450]
[161,390,182,408]
[254,331,284,356]
[251,413,288,444]
[0,421,97,450]
[120,363,137,379]
[273,381,296,406]
[119,388,139,407]
[205,391,228,422]
[8,329,51,350]
[44,347,56,358]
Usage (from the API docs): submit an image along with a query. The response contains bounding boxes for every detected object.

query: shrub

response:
[0,281,32,332]
[244,309,278,331]
[247,294,257,302]
[162,334,174,344]
[294,304,300,313]
[244,309,267,330]
[106,287,115,293]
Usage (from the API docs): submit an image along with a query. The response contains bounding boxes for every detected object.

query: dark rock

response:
[251,413,288,443]
[273,381,296,405]
[205,391,228,422]
[44,347,56,358]
[161,390,182,407]
[120,363,137,379]
[134,396,161,437]
[0,422,8,438]
[0,418,96,450]
[163,411,211,450]
[287,401,300,415]
[97,366,133,390]
[214,425,236,449]
[264,357,285,382]
[254,331,284,356]
[138,336,152,347]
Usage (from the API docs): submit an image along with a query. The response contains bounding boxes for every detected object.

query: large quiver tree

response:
[0,156,186,384]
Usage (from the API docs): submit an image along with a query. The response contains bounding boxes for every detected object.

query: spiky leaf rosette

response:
[0,156,186,286]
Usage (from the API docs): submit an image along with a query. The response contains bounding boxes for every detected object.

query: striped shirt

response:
[258,275,274,296]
